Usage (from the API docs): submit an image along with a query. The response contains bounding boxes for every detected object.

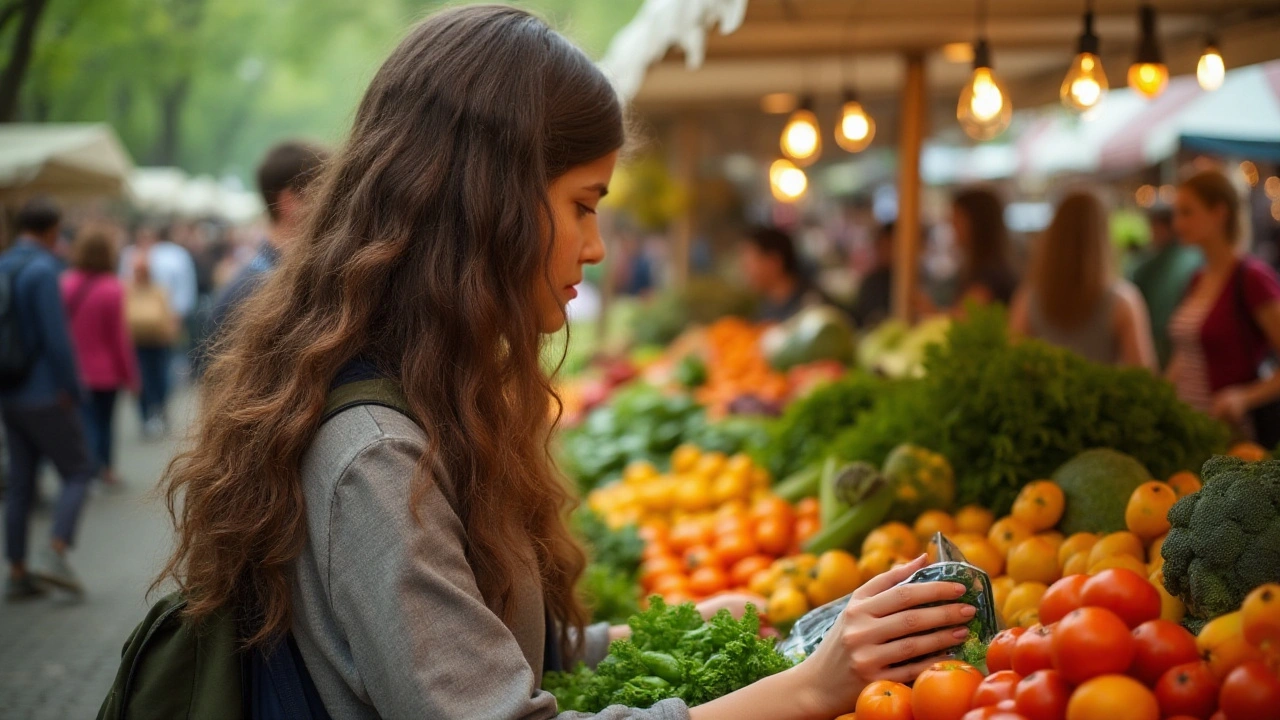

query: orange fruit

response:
[857,549,896,580]
[641,555,685,590]
[912,660,984,720]
[792,515,820,552]
[1242,583,1280,649]
[623,460,659,484]
[1087,531,1145,567]
[1166,471,1202,497]
[1037,530,1065,552]
[750,495,796,525]
[1062,552,1090,577]
[954,536,1005,577]
[991,575,1016,613]
[1147,533,1167,564]
[767,585,809,625]
[1066,674,1159,720]
[754,515,794,557]
[862,522,921,558]
[1197,611,1265,679]
[795,496,820,518]
[1125,481,1179,541]
[1088,554,1148,577]
[1011,480,1066,532]
[694,451,728,478]
[1150,568,1186,623]
[671,444,701,473]
[641,540,672,562]
[712,513,751,539]
[682,544,721,572]
[688,565,729,597]
[955,505,996,535]
[711,472,751,505]
[807,550,862,606]
[1003,581,1048,622]
[674,477,714,513]
[650,572,690,597]
[668,519,712,553]
[988,516,1035,557]
[713,530,758,566]
[730,555,774,588]
[748,566,779,597]
[1007,536,1062,585]
[1058,532,1099,568]
[913,510,957,540]
[725,453,754,476]
[1227,441,1268,462]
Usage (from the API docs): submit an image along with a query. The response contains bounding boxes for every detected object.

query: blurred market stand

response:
[599,0,1280,320]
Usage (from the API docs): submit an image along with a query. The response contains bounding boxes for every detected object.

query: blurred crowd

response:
[0,140,327,600]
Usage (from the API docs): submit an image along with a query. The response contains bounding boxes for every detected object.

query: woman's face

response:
[1173,187,1226,249]
[536,151,616,333]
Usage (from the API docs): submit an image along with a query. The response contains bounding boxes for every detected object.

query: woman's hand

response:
[1211,385,1251,423]
[789,555,974,719]
[696,592,769,623]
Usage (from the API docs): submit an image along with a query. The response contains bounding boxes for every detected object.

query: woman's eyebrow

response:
[585,183,609,198]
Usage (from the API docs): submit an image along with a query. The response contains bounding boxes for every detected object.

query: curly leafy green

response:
[754,373,885,479]
[827,305,1229,514]
[544,598,793,712]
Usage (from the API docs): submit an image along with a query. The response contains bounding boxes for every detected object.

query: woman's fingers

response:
[852,555,928,599]
[864,602,976,645]
[872,625,970,668]
[861,580,967,618]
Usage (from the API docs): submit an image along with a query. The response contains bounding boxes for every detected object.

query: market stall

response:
[0,123,133,202]
[601,0,1280,319]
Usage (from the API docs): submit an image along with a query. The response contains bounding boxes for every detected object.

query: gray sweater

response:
[292,404,691,720]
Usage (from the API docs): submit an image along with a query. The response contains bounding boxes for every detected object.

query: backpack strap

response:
[321,378,414,425]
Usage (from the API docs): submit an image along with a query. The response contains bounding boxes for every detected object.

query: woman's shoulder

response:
[302,404,426,488]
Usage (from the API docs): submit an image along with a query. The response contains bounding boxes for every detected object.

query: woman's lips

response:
[565,285,579,300]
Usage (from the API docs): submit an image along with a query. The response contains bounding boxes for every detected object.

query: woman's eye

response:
[575,202,597,218]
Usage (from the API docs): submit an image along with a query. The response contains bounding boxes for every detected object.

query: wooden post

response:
[671,114,698,288]
[893,53,927,323]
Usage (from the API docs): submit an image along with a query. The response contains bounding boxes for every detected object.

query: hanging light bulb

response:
[1060,5,1108,111]
[769,159,808,202]
[957,39,1012,141]
[1197,37,1225,91]
[1128,4,1168,99]
[780,96,821,166]
[834,91,875,153]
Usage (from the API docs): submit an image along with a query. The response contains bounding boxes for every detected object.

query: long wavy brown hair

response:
[156,4,623,651]
[1030,191,1113,329]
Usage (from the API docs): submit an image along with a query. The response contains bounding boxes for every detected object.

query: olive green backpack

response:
[97,379,411,720]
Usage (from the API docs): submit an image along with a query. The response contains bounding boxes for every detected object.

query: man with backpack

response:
[0,197,93,600]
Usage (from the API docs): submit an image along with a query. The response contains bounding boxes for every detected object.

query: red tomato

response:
[1219,661,1280,720]
[1155,661,1221,720]
[987,627,1027,673]
[1014,669,1069,720]
[1080,568,1161,629]
[1012,624,1055,676]
[988,714,1031,720]
[914,660,984,720]
[1211,713,1228,720]
[1051,607,1136,685]
[972,671,1022,708]
[1038,575,1087,625]
[1130,619,1200,686]
[960,700,1019,719]
[856,679,914,720]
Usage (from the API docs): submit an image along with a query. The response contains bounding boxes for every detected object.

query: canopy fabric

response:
[600,0,747,101]
[1014,60,1280,176]
[130,166,264,223]
[0,123,133,199]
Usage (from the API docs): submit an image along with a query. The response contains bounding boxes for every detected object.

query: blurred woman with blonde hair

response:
[1010,191,1156,368]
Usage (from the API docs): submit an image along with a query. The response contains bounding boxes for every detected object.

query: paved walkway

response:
[0,392,188,719]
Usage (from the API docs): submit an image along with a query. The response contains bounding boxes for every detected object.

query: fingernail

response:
[961,605,977,617]
[953,583,967,596]
[915,554,927,561]
[954,627,971,638]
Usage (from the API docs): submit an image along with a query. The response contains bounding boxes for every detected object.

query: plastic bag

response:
[776,532,1000,666]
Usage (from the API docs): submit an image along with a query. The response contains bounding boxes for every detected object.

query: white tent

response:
[129,167,264,223]
[0,123,133,200]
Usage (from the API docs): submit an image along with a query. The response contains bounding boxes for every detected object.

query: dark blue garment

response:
[209,242,279,335]
[250,635,333,720]
[0,239,83,407]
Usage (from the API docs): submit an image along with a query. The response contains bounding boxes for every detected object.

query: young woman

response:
[1010,192,1157,368]
[1167,170,1280,442]
[62,225,140,486]
[124,254,178,438]
[950,187,1018,307]
[156,7,974,719]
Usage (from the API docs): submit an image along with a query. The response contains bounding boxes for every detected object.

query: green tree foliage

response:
[10,0,641,176]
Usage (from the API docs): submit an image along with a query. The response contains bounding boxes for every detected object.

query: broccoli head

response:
[1162,456,1280,623]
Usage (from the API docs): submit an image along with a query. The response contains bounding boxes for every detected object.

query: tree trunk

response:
[151,77,190,166]
[0,0,49,122]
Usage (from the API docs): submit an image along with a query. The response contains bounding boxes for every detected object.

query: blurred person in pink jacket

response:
[61,225,140,487]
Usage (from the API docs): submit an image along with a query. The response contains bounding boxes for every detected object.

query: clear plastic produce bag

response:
[776,532,1000,665]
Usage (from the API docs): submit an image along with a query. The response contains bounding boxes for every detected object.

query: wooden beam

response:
[671,115,698,288]
[894,53,926,324]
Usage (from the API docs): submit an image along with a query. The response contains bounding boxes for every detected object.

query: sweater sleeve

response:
[325,437,690,720]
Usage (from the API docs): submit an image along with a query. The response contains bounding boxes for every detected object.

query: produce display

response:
[755,373,885,481]
[574,510,645,624]
[826,306,1228,514]
[543,598,791,712]
[759,305,857,371]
